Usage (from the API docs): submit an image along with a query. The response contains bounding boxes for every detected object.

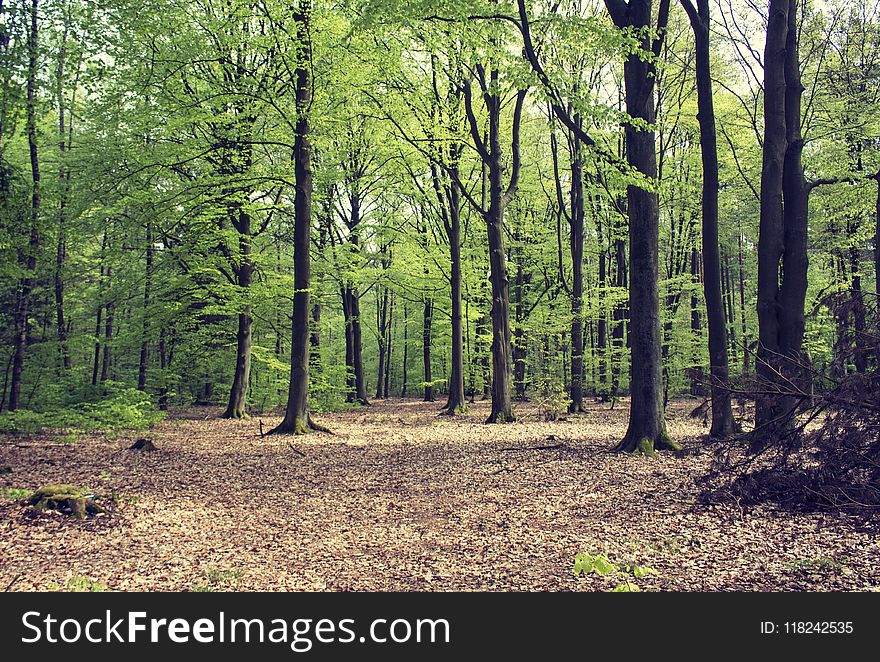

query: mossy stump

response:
[28,484,103,519]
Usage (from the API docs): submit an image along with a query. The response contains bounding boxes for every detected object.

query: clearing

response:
[1,398,877,591]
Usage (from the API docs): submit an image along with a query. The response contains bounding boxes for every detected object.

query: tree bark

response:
[680,0,736,436]
[137,221,153,392]
[754,0,809,439]
[755,0,790,431]
[272,0,323,435]
[569,136,586,412]
[442,165,466,413]
[606,0,679,453]
[10,0,41,411]
[423,298,434,401]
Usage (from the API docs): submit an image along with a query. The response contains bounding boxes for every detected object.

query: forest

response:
[0,0,879,593]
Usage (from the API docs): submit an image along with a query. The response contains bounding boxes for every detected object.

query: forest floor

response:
[1,397,878,592]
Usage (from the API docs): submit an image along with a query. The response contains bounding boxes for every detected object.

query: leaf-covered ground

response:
[1,398,878,592]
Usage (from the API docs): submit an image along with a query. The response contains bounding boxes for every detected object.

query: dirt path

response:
[1,398,877,591]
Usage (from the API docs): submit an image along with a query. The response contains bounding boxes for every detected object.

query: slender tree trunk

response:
[513,250,527,401]
[376,285,388,399]
[611,233,627,399]
[158,328,169,410]
[400,302,409,397]
[138,222,154,392]
[681,0,735,435]
[92,232,107,386]
[850,239,867,373]
[350,289,368,404]
[874,177,880,297]
[690,247,704,396]
[443,169,466,413]
[92,285,103,386]
[423,298,434,401]
[484,81,515,423]
[597,248,608,399]
[569,140,586,412]
[738,229,749,376]
[10,0,41,411]
[384,291,393,397]
[272,1,323,434]
[54,5,75,372]
[101,287,113,383]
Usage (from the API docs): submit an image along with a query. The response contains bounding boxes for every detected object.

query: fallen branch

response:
[501,443,567,452]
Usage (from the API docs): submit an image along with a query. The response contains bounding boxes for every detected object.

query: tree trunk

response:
[137,222,153,392]
[442,170,466,413]
[350,289,368,404]
[384,291,393,397]
[755,0,789,431]
[738,229,749,376]
[272,2,323,434]
[400,303,409,397]
[608,0,678,453]
[681,0,736,436]
[423,298,434,401]
[158,328,169,410]
[513,250,527,401]
[10,0,41,411]
[101,290,113,383]
[376,285,388,399]
[569,141,586,412]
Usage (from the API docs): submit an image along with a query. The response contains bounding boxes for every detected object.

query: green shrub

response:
[573,551,659,591]
[0,382,164,434]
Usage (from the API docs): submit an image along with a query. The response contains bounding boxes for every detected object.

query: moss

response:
[485,411,516,424]
[655,431,682,451]
[28,484,102,519]
[636,437,657,457]
[614,430,679,455]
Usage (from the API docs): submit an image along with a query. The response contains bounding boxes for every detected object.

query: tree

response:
[272,0,325,434]
[603,0,679,453]
[679,0,736,436]
[754,0,809,437]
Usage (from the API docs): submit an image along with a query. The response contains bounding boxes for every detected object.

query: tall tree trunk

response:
[400,302,409,397]
[54,2,76,372]
[755,0,789,431]
[681,0,736,436]
[92,232,107,386]
[423,298,434,402]
[158,328,169,410]
[689,247,704,396]
[738,228,749,376]
[513,250,527,401]
[607,0,678,453]
[483,78,517,423]
[350,289,368,404]
[850,238,867,373]
[874,177,880,297]
[569,138,586,412]
[376,283,389,399]
[273,2,323,434]
[137,222,153,392]
[755,0,809,439]
[611,232,627,399]
[597,248,608,399]
[384,291,393,398]
[101,285,113,383]
[442,168,466,413]
[10,0,41,411]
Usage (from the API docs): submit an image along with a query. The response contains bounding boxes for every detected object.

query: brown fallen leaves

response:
[0,398,877,592]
